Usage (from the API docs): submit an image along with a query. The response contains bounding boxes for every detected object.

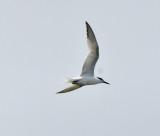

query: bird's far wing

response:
[56,85,82,94]
[80,22,99,77]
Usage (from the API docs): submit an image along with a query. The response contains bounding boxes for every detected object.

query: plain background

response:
[0,0,160,136]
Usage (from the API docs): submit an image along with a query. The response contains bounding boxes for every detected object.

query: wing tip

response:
[56,92,63,94]
[56,90,69,94]
[85,21,90,29]
[85,21,89,26]
[85,21,90,38]
[56,85,82,94]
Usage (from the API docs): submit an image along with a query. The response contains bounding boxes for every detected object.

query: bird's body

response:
[57,21,110,94]
[66,76,102,86]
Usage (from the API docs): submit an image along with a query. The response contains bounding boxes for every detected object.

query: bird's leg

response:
[72,79,81,84]
[72,80,78,84]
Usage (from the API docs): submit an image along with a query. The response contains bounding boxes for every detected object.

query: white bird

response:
[57,21,110,94]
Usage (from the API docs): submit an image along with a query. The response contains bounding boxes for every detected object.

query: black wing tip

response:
[85,21,91,28]
[85,21,89,25]
[85,21,90,38]
[56,90,66,94]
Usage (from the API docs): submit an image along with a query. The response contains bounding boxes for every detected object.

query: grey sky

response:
[0,0,160,136]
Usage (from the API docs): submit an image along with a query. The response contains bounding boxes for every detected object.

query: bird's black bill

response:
[104,81,110,85]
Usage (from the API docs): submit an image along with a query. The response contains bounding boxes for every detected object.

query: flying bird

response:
[57,21,110,94]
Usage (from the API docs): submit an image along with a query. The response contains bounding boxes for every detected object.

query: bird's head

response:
[97,77,110,85]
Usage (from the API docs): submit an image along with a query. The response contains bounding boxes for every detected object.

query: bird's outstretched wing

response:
[80,21,99,77]
[56,85,82,94]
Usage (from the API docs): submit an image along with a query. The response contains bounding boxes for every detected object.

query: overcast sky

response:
[0,0,160,136]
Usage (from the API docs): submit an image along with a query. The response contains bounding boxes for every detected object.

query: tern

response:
[57,21,110,94]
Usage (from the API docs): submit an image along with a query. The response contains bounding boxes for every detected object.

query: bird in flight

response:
[57,21,110,94]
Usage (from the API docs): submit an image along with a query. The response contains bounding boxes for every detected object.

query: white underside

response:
[65,76,102,86]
